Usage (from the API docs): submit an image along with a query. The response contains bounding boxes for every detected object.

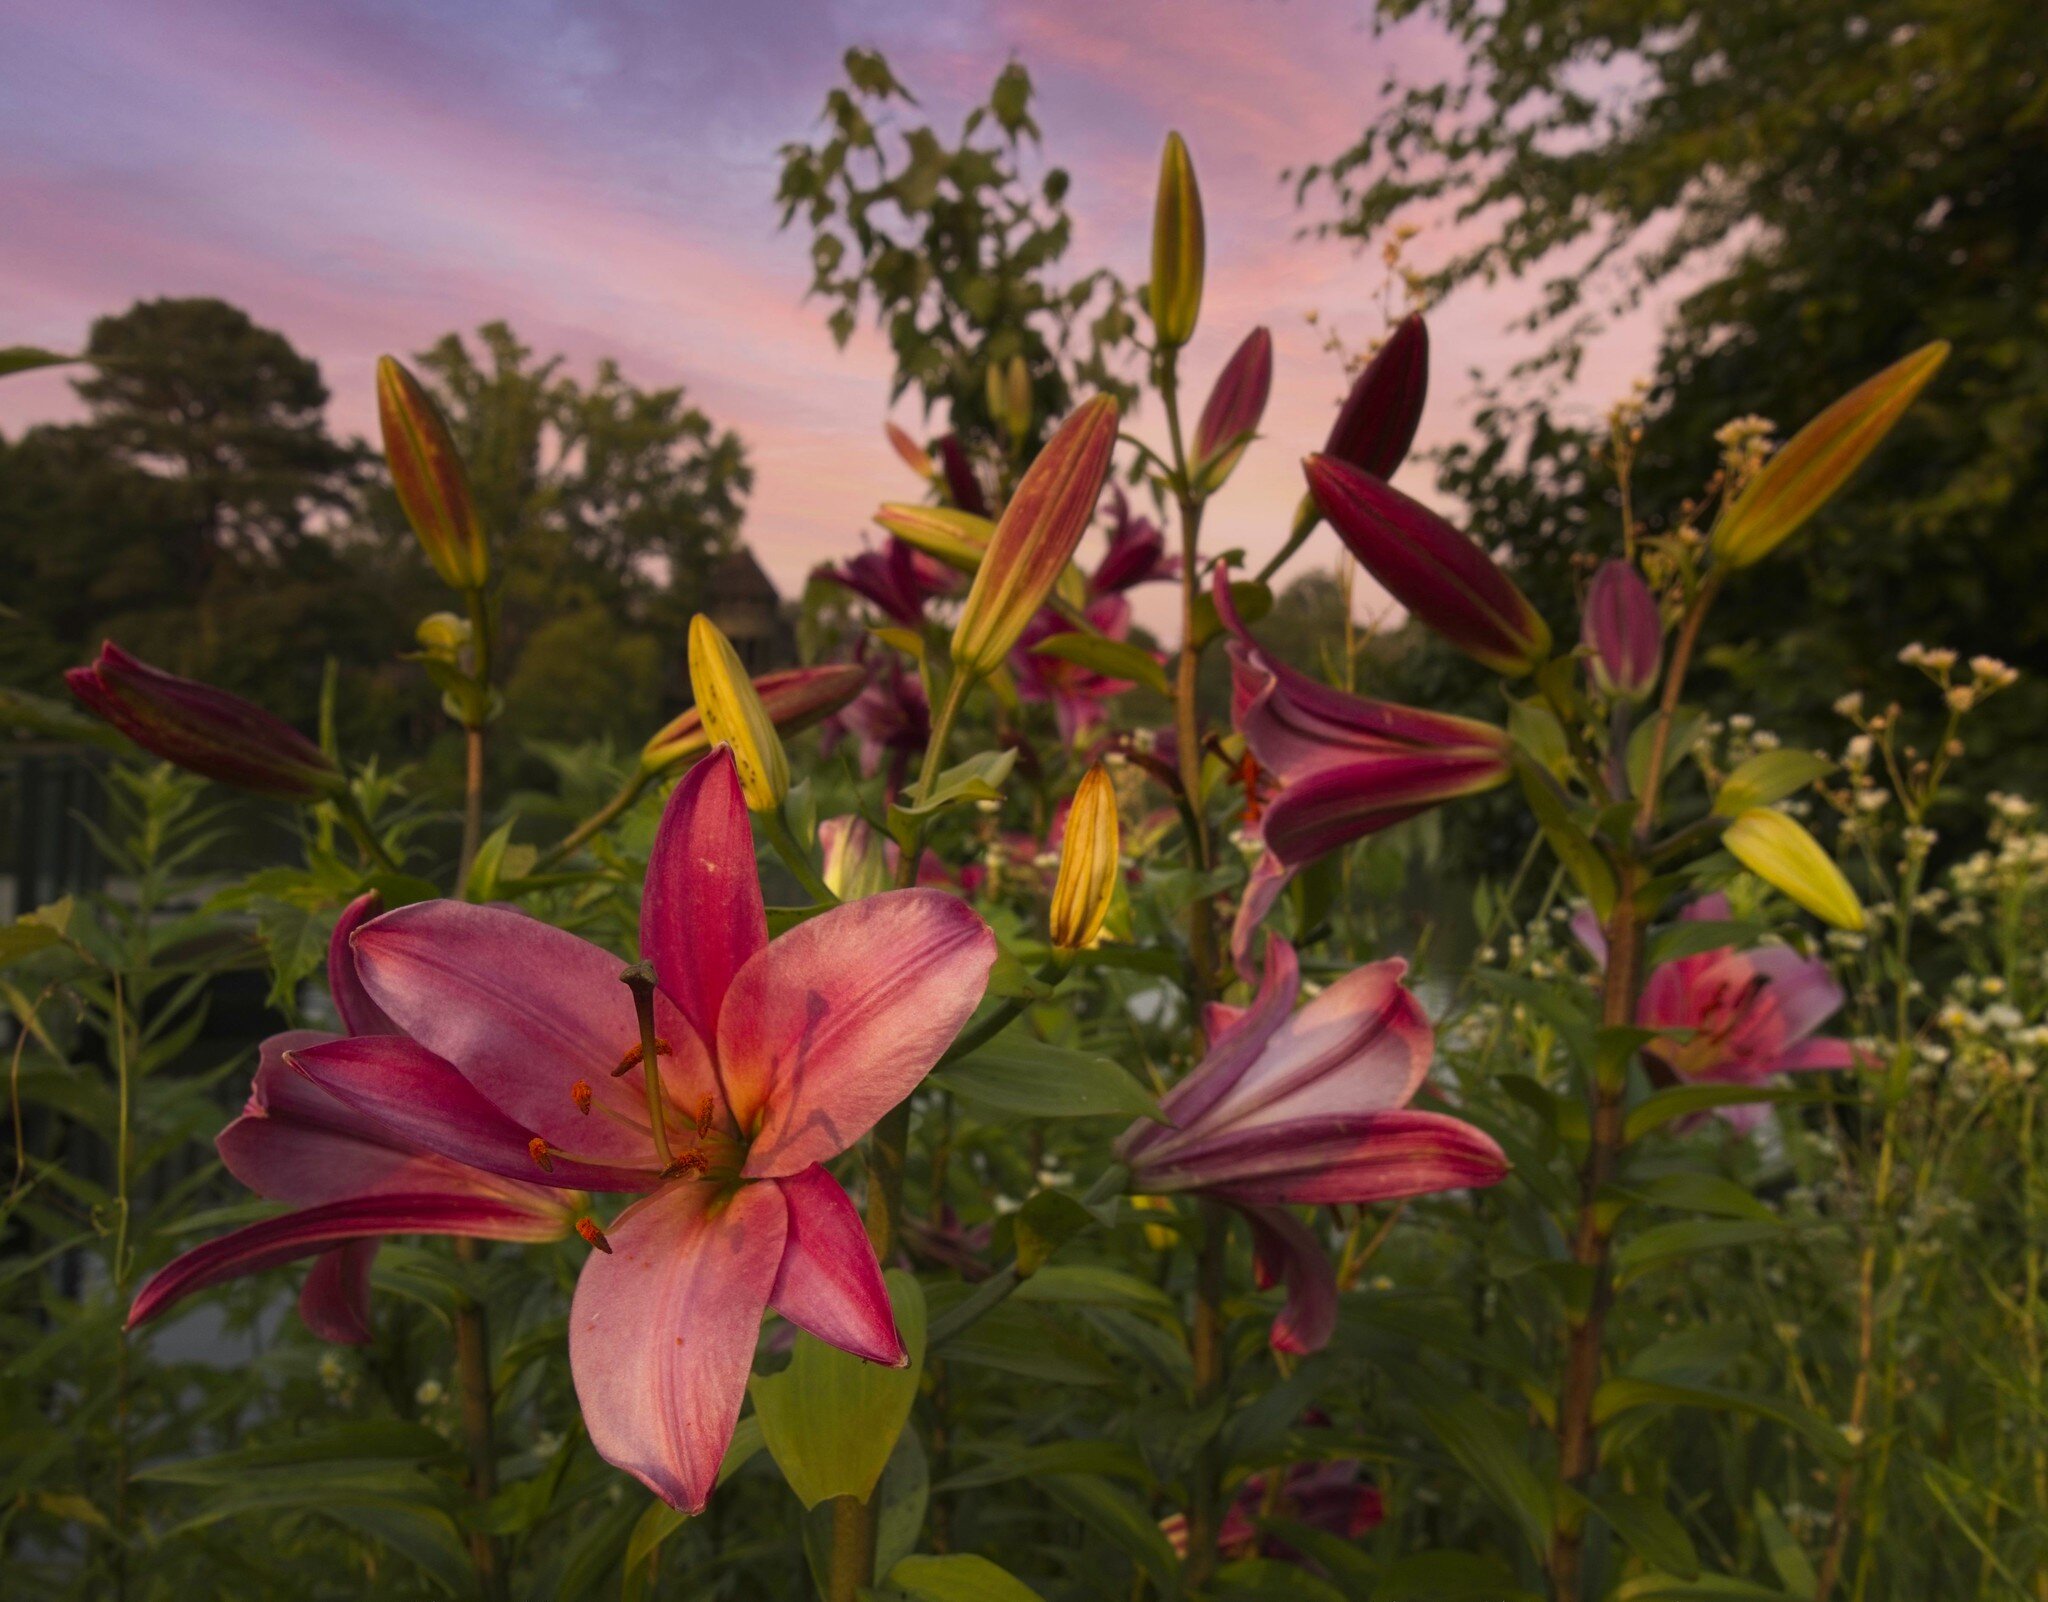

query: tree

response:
[1300,0,2048,782]
[777,51,1142,474]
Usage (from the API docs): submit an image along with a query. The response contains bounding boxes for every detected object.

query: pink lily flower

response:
[1214,568,1510,966]
[1091,488,1181,595]
[127,893,573,1343]
[820,648,931,794]
[821,537,956,628]
[1013,594,1148,747]
[289,749,994,1510]
[1116,939,1507,1352]
[1574,894,1865,1130]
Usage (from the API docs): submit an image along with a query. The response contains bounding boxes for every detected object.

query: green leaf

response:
[620,1416,764,1579]
[1592,1377,1851,1463]
[1714,750,1833,815]
[1515,754,1616,917]
[0,346,81,378]
[1212,1556,1349,1600]
[939,1302,1119,1386]
[1039,1473,1180,1591]
[887,748,1017,843]
[1646,919,1765,967]
[890,1553,1046,1601]
[1373,1550,1535,1600]
[933,1029,1157,1118]
[1508,697,1571,777]
[1577,1488,1701,1579]
[1013,1188,1095,1275]
[1030,631,1170,697]
[750,1269,925,1507]
[1628,707,1706,795]
[1615,1218,1783,1284]
[872,1429,930,1581]
[1624,1082,1823,1143]
[1012,1263,1173,1315]
[932,1437,1148,1493]
[1401,1376,1551,1556]
[1753,1492,1818,1597]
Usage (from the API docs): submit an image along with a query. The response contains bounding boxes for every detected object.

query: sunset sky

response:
[0,0,1675,630]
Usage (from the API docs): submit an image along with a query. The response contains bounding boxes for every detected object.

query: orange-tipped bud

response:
[1050,764,1120,951]
[1148,132,1204,349]
[376,356,487,591]
[951,395,1120,677]
[571,1079,594,1115]
[576,1217,613,1253]
[885,421,934,480]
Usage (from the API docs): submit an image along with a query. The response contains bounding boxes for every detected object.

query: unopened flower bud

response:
[66,642,343,801]
[1581,560,1660,701]
[415,611,470,659]
[687,615,790,811]
[987,353,1033,445]
[819,815,892,901]
[1049,765,1120,951]
[1148,132,1204,349]
[885,421,934,480]
[952,395,1120,677]
[377,356,488,590]
[641,663,864,774]
[1190,328,1272,494]
[1724,808,1865,931]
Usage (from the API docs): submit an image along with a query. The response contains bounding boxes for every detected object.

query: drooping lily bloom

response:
[1214,569,1511,965]
[1091,488,1180,595]
[1582,560,1661,702]
[67,642,343,801]
[288,750,993,1510]
[1573,894,1865,1130]
[820,649,930,794]
[822,537,952,628]
[127,894,573,1343]
[1013,594,1146,747]
[1117,939,1507,1352]
[1306,454,1551,676]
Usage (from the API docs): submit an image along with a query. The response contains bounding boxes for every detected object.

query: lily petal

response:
[354,899,724,1161]
[330,892,398,1036]
[569,1179,787,1512]
[128,1190,565,1330]
[723,890,995,1177]
[299,1241,379,1345]
[1177,1110,1510,1206]
[1260,753,1502,866]
[289,1035,659,1193]
[769,1164,904,1366]
[1242,1204,1339,1355]
[643,748,768,1050]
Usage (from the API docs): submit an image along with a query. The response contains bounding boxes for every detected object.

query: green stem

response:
[534,769,654,870]
[759,805,839,907]
[1253,495,1322,586]
[825,1491,876,1602]
[926,1165,1128,1348]
[937,957,1069,1068]
[334,790,401,874]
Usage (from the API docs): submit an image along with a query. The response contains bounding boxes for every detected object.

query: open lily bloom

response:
[1215,568,1510,968]
[1574,894,1864,1130]
[821,537,953,628]
[127,893,573,1344]
[296,749,993,1510]
[1013,593,1146,747]
[1117,939,1507,1352]
[821,649,930,794]
[1091,488,1180,595]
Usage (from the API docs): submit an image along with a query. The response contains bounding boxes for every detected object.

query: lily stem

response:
[759,804,838,907]
[926,1165,1129,1348]
[534,768,654,871]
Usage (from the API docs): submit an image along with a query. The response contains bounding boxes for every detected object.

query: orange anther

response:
[527,1136,554,1173]
[570,1079,593,1115]
[576,1217,612,1254]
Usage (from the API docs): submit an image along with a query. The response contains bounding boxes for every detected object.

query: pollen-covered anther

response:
[610,1037,673,1078]
[695,1096,717,1138]
[527,1136,554,1173]
[575,1217,612,1254]
[660,1150,710,1182]
[570,1079,593,1115]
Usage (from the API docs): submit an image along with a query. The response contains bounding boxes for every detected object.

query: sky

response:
[0,0,1676,632]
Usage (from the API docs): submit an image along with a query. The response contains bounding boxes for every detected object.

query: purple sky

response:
[1,0,1675,631]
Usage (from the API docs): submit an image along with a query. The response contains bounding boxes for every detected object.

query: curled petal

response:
[570,1179,788,1512]
[299,1241,379,1345]
[1242,1204,1339,1356]
[769,1165,905,1366]
[1157,1110,1510,1206]
[128,1190,566,1330]
[1260,752,1506,866]
[724,890,995,1177]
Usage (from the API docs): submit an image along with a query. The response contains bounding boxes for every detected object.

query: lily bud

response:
[1306,454,1551,676]
[66,642,342,801]
[935,434,988,517]
[1723,808,1864,931]
[376,356,488,591]
[1324,314,1429,479]
[1712,341,1949,569]
[1049,765,1120,951]
[819,815,892,901]
[885,421,934,481]
[952,395,1120,677]
[642,662,863,774]
[875,503,996,580]
[1148,131,1204,349]
[685,616,791,810]
[987,354,1033,445]
[1190,328,1272,494]
[415,611,470,660]
[1581,560,1660,702]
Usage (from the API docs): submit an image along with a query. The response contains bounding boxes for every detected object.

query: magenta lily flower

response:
[1014,594,1148,746]
[127,893,572,1343]
[1574,894,1866,1130]
[1091,488,1180,596]
[1117,939,1507,1352]
[1215,569,1510,965]
[1163,1427,1383,1564]
[68,641,343,801]
[935,433,988,517]
[822,537,954,628]
[298,749,993,1510]
[820,648,930,794]
[1582,560,1661,702]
